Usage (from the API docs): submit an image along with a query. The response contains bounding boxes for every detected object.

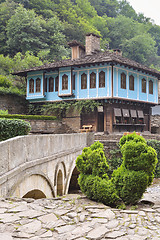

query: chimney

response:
[68,40,85,60]
[85,33,100,55]
[113,49,122,56]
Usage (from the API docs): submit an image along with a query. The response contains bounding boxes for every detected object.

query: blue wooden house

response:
[14,33,160,133]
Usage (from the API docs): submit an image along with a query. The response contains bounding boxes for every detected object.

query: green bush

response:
[147,139,160,178]
[0,118,31,141]
[107,146,122,177]
[0,114,57,121]
[76,133,158,207]
[119,132,146,147]
[112,164,149,205]
[76,141,120,207]
[0,75,12,88]
[0,109,8,115]
[0,75,24,96]
[112,133,157,205]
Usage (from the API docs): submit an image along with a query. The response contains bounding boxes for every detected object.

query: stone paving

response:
[1,184,160,240]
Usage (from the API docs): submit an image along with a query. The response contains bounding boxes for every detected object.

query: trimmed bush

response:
[107,146,122,177]
[119,132,146,147]
[76,141,120,207]
[0,118,31,141]
[76,133,158,207]
[112,133,157,205]
[112,164,149,205]
[0,114,57,121]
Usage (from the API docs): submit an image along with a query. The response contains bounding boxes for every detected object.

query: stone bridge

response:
[0,133,93,199]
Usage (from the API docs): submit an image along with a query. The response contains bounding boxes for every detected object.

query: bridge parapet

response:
[0,133,94,198]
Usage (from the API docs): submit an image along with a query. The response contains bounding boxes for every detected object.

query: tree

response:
[118,0,138,20]
[149,24,160,56]
[121,34,158,65]
[0,0,18,55]
[87,0,119,17]
[41,17,70,61]
[107,15,148,50]
[6,5,69,61]
[6,5,47,56]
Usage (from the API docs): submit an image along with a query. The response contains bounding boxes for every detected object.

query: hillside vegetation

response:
[0,0,160,95]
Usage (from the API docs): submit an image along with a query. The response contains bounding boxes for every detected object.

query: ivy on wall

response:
[37,100,101,118]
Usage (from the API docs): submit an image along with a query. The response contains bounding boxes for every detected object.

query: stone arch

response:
[57,170,63,196]
[68,166,80,193]
[10,172,55,198]
[54,161,66,186]
[54,162,66,196]
[23,189,46,199]
[65,159,76,194]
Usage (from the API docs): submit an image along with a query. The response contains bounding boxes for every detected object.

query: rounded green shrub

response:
[76,141,120,207]
[76,133,158,207]
[119,132,146,148]
[112,133,157,205]
[0,118,31,141]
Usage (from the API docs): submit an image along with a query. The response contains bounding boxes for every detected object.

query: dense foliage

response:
[0,118,31,141]
[1,0,160,93]
[76,133,157,207]
[112,133,157,205]
[41,100,101,118]
[147,139,160,178]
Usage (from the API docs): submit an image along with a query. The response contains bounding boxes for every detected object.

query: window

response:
[90,72,96,88]
[44,78,47,92]
[49,77,54,92]
[149,80,153,94]
[62,74,68,90]
[36,78,41,92]
[81,73,87,89]
[29,78,34,93]
[142,78,146,93]
[121,73,126,89]
[55,76,59,92]
[99,71,105,88]
[73,74,75,90]
[129,75,134,91]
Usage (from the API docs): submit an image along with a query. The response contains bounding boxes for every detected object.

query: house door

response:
[98,112,104,132]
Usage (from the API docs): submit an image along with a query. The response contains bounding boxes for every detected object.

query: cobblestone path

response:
[1,184,160,240]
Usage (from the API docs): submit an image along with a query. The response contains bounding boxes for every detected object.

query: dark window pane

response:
[29,79,34,93]
[81,73,87,89]
[121,73,126,89]
[149,80,153,94]
[99,71,105,88]
[44,77,47,92]
[36,78,41,92]
[55,76,59,92]
[49,77,54,92]
[90,72,96,88]
[142,78,146,93]
[129,75,134,91]
[62,74,68,90]
[73,74,75,90]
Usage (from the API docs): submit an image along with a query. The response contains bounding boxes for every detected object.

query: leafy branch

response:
[41,100,101,118]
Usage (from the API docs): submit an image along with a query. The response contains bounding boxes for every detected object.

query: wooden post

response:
[104,105,107,133]
[106,105,113,133]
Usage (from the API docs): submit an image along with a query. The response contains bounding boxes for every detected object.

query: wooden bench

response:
[80,125,93,133]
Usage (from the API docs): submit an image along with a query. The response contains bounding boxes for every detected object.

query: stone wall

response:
[151,115,160,134]
[27,119,75,134]
[62,108,81,133]
[0,94,28,114]
[95,133,160,159]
